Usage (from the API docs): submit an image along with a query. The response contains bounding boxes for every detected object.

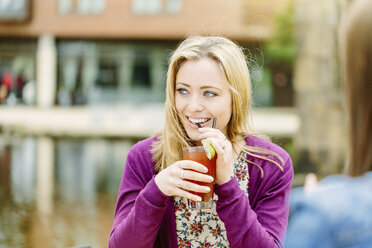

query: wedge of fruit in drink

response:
[201,139,216,160]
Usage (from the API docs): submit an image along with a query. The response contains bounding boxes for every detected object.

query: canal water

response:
[0,134,138,248]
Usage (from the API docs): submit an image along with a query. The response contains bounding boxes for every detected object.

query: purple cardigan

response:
[109,136,293,248]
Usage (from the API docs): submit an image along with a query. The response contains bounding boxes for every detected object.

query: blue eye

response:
[204,91,217,97]
[176,88,188,94]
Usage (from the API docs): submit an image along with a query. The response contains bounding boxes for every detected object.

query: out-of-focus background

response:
[0,0,351,247]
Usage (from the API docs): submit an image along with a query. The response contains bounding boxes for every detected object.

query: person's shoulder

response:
[132,136,158,149]
[292,174,372,215]
[245,135,291,167]
[130,136,158,152]
[290,173,372,246]
[124,137,159,179]
[127,136,159,163]
[318,173,372,201]
[246,135,289,157]
[245,135,293,188]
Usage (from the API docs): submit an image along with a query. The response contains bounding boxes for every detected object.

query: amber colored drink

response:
[183,146,216,207]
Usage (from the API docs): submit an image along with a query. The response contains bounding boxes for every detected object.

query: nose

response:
[188,95,204,112]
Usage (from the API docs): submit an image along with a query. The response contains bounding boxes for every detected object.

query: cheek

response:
[220,108,232,123]
[175,96,182,112]
[175,96,187,116]
[216,97,232,113]
[214,100,232,126]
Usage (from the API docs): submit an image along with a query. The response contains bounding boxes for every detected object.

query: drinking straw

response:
[196,117,216,128]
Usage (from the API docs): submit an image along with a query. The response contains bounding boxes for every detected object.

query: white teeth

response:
[189,117,209,124]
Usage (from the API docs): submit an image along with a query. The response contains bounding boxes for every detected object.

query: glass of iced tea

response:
[183,146,216,209]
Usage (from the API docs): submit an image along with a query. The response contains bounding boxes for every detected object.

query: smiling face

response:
[175,57,232,144]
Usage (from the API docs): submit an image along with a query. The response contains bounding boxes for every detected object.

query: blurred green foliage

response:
[264,0,295,66]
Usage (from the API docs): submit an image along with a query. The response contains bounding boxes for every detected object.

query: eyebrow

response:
[176,82,222,91]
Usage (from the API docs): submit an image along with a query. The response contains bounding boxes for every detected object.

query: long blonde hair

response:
[340,0,372,177]
[151,36,283,174]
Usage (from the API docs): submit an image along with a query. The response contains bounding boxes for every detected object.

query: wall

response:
[0,0,290,40]
[293,0,349,181]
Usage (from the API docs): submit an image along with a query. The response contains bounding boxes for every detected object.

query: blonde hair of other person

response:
[151,36,284,174]
[340,0,372,177]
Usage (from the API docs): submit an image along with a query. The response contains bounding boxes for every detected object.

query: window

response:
[167,0,182,13]
[132,0,161,14]
[57,41,169,105]
[132,50,151,88]
[0,0,30,21]
[0,39,36,105]
[132,0,182,14]
[96,59,118,87]
[59,0,105,14]
[250,64,294,107]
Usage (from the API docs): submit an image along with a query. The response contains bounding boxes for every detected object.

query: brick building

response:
[0,0,297,139]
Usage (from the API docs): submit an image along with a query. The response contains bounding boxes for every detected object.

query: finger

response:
[210,136,231,149]
[179,160,209,173]
[173,177,208,201]
[180,180,211,193]
[198,128,227,140]
[197,127,214,133]
[198,130,223,140]
[209,137,225,155]
[175,188,203,202]
[183,169,214,183]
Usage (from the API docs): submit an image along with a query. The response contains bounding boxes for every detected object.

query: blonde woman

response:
[109,36,293,248]
[286,0,372,247]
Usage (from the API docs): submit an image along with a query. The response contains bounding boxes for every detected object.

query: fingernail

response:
[209,176,214,182]
[203,167,208,173]
[195,196,202,202]
[204,187,210,192]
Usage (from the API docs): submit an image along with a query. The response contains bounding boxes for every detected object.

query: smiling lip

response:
[187,116,211,128]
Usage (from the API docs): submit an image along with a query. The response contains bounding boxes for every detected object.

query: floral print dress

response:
[174,152,250,248]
